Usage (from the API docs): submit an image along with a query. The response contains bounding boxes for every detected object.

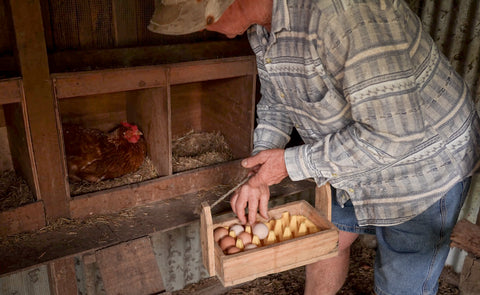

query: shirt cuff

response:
[284,145,316,181]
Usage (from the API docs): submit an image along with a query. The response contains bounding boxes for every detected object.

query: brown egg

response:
[219,235,236,251]
[237,231,252,245]
[226,246,242,255]
[214,227,229,242]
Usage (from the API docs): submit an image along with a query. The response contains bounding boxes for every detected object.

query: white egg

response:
[252,222,269,240]
[229,224,244,236]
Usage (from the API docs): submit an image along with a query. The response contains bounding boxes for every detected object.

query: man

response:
[149,0,480,294]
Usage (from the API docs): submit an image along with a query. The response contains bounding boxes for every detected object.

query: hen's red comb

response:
[122,121,138,130]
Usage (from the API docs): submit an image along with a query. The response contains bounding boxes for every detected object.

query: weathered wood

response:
[451,219,480,257]
[95,237,164,294]
[200,202,215,276]
[315,183,332,221]
[459,254,480,295]
[69,160,248,219]
[4,99,40,201]
[9,0,70,219]
[47,40,253,73]
[0,78,22,104]
[127,87,171,176]
[112,0,138,47]
[48,257,78,295]
[208,200,339,287]
[169,56,256,85]
[0,201,46,236]
[0,178,315,276]
[52,66,168,98]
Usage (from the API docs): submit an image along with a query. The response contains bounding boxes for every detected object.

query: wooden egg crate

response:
[200,185,339,287]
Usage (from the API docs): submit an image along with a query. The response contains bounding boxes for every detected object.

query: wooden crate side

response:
[200,202,216,276]
[0,201,46,236]
[211,200,339,286]
[219,229,338,286]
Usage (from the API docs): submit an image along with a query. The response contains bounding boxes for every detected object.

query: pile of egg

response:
[214,211,320,255]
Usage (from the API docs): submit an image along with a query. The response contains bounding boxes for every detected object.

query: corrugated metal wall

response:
[410,0,480,272]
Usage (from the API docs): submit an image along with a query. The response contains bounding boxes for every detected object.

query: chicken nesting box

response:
[0,78,44,235]
[52,56,257,219]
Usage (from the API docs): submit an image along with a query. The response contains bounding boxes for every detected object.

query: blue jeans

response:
[332,178,471,295]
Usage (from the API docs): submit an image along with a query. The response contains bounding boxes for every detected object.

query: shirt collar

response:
[271,0,291,34]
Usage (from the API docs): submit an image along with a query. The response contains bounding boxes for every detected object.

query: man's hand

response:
[230,149,289,224]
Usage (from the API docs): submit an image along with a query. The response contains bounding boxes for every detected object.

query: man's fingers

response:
[258,188,270,220]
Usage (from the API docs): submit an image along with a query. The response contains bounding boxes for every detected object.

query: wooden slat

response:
[0,178,315,276]
[52,66,167,98]
[200,202,215,276]
[49,0,80,50]
[96,237,164,294]
[75,0,94,49]
[315,183,332,221]
[0,201,46,236]
[126,87,171,176]
[48,257,78,295]
[69,160,247,219]
[112,0,138,47]
[0,78,22,104]
[169,56,256,85]
[4,101,41,201]
[10,0,70,219]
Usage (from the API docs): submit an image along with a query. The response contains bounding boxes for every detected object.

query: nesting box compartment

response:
[0,78,45,235]
[51,56,257,218]
[200,199,339,287]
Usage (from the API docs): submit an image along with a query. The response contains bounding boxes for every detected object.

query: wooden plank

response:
[48,257,78,295]
[0,78,22,104]
[9,0,70,219]
[0,178,315,276]
[0,265,51,294]
[69,160,247,219]
[4,100,41,201]
[112,0,138,47]
[96,237,164,294]
[49,0,80,50]
[75,0,94,49]
[47,40,253,73]
[315,183,332,221]
[88,0,113,49]
[169,57,256,85]
[200,202,215,276]
[0,0,14,53]
[127,87,171,176]
[451,219,480,257]
[52,66,167,98]
[459,254,480,295]
[0,201,46,236]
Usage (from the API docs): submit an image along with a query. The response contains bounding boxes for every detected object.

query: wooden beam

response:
[48,257,78,295]
[0,78,22,104]
[9,0,70,220]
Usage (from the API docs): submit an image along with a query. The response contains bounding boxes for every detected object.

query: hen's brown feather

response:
[63,124,147,182]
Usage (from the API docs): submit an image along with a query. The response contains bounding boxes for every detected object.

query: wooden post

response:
[9,0,70,220]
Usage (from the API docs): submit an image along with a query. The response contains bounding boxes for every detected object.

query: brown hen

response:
[63,122,147,182]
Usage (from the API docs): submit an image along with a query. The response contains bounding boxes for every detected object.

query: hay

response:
[173,130,233,173]
[0,170,35,212]
[70,156,159,196]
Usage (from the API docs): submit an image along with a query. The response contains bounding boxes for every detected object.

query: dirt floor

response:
[169,237,460,295]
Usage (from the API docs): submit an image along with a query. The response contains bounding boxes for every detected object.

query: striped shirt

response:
[248,0,480,226]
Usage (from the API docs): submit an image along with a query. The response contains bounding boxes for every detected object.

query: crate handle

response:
[315,183,332,222]
[200,201,215,276]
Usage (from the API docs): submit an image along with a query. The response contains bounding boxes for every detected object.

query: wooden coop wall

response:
[1,0,480,293]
